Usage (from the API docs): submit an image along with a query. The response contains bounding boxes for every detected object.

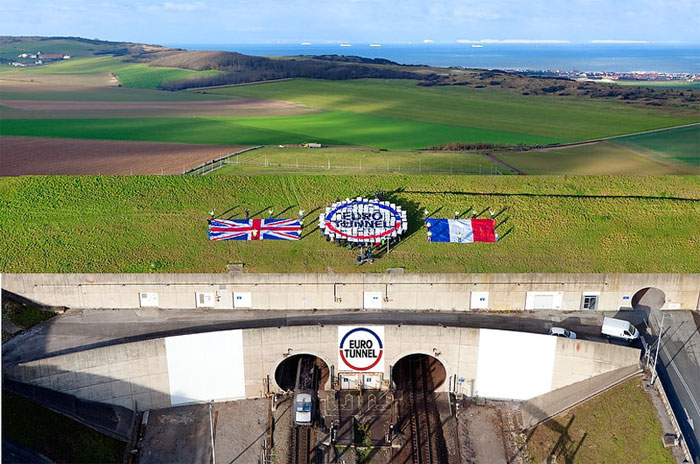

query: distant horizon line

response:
[163,40,694,46]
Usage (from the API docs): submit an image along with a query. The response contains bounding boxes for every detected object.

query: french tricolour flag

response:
[426,218,496,243]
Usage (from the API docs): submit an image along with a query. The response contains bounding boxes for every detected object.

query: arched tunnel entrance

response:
[274,354,330,391]
[632,287,666,311]
[392,353,447,391]
[391,353,449,462]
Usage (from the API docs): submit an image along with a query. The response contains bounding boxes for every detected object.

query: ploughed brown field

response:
[0,136,247,175]
[0,98,313,118]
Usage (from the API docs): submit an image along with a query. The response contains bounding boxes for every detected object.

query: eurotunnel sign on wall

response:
[338,326,385,372]
[320,198,408,244]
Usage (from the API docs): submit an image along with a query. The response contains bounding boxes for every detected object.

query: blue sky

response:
[1,0,698,44]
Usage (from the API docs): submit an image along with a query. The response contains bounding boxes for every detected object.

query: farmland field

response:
[0,137,248,175]
[0,86,232,102]
[496,141,696,175]
[615,80,700,91]
[609,124,700,167]
[0,56,222,90]
[0,113,564,149]
[0,97,313,119]
[203,78,699,141]
[212,146,509,175]
[0,175,698,274]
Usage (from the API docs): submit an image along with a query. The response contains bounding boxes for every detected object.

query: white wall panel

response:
[474,329,556,400]
[525,292,563,310]
[165,329,245,405]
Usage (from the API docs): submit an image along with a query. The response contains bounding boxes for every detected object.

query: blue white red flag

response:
[208,218,301,241]
[426,218,496,243]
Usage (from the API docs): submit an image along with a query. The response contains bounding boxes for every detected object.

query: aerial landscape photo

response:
[0,0,698,463]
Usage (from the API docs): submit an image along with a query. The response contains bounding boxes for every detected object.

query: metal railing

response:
[221,158,504,175]
[184,146,263,175]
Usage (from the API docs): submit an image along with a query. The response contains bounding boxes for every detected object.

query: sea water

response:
[167,43,699,74]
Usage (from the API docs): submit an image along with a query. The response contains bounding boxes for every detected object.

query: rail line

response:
[397,355,450,464]
[290,425,311,464]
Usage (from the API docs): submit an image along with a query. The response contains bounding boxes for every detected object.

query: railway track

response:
[408,357,433,463]
[290,425,311,464]
[403,356,446,464]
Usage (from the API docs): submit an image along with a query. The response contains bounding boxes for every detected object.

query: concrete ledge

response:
[521,364,642,429]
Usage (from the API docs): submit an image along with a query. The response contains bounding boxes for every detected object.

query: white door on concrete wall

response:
[139,292,159,307]
[339,374,360,389]
[233,292,252,308]
[363,374,383,389]
[525,292,563,310]
[534,295,553,309]
[195,292,215,308]
[364,292,383,309]
[470,292,489,310]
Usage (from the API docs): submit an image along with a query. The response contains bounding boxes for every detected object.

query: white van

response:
[601,317,639,341]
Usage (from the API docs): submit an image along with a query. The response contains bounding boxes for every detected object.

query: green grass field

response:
[2,392,125,463]
[609,124,700,167]
[0,113,563,149]
[1,175,697,274]
[1,56,221,90]
[497,141,697,175]
[203,78,698,141]
[213,147,509,175]
[616,80,700,91]
[526,378,674,464]
[0,38,124,61]
[0,86,230,101]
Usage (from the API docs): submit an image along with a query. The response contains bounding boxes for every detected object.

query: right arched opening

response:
[632,287,666,311]
[392,353,446,391]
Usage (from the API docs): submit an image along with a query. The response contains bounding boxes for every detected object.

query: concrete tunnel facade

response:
[4,324,641,412]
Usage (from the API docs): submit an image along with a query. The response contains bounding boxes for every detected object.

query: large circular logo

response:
[320,198,408,244]
[339,327,384,371]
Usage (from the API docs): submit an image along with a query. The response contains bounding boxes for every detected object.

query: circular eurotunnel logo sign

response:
[338,326,385,372]
[320,198,407,244]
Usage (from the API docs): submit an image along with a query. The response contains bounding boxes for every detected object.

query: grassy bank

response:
[0,175,698,273]
[1,392,125,463]
[526,377,674,464]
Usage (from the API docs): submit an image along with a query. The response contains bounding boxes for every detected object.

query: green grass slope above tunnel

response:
[1,175,698,274]
[203,78,699,141]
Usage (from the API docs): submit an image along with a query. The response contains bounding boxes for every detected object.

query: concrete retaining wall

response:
[3,273,698,311]
[521,365,642,428]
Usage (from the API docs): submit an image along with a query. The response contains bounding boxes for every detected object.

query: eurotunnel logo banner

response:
[338,326,385,372]
[320,198,407,244]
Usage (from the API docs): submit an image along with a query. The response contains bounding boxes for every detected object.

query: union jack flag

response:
[208,218,302,241]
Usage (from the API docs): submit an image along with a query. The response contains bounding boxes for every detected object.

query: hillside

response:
[2,36,697,110]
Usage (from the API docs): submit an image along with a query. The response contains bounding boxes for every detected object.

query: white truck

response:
[601,317,639,341]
